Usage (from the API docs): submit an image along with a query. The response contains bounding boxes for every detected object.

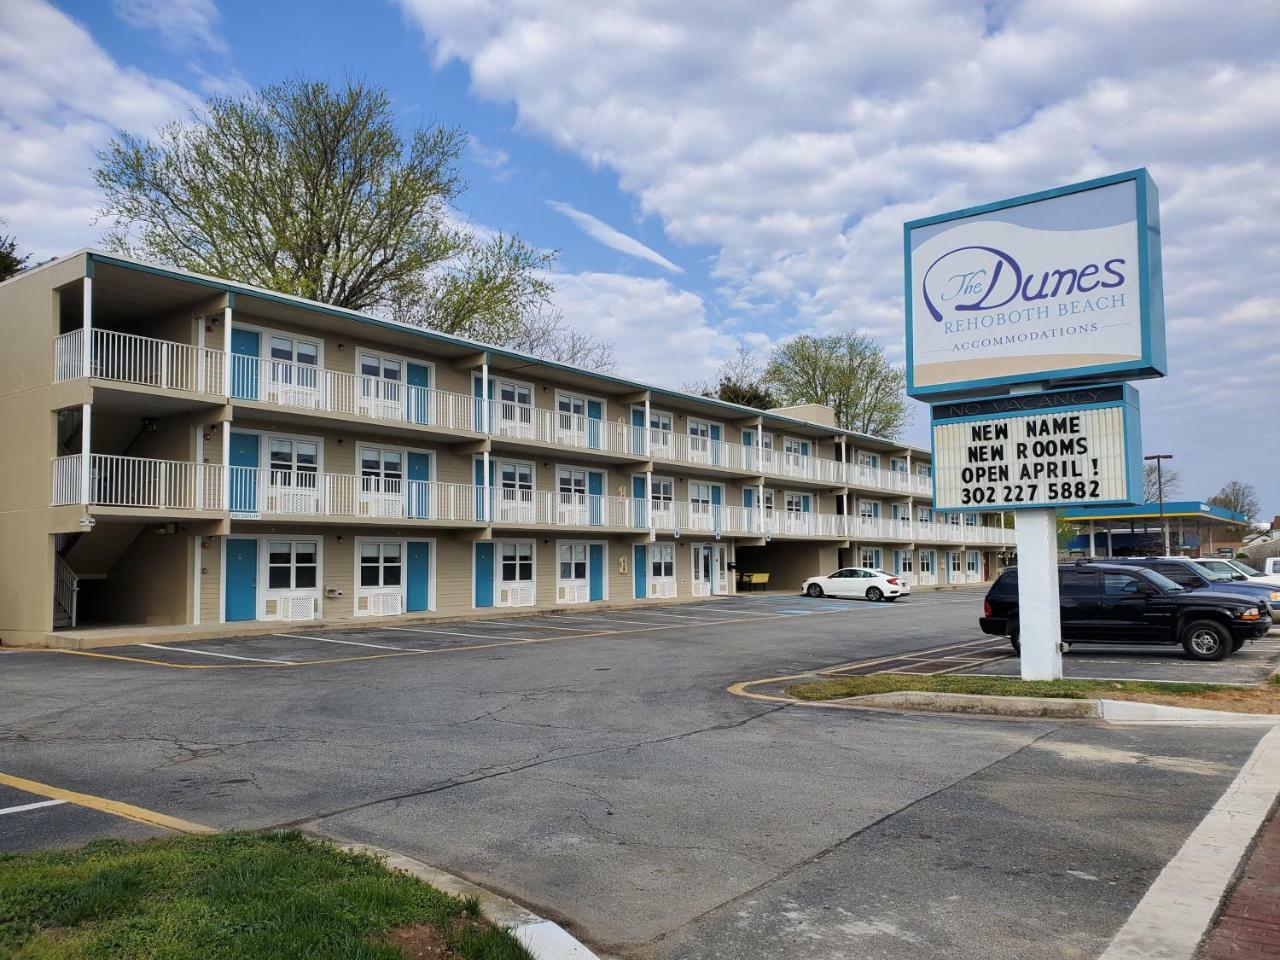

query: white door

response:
[691,544,711,596]
[557,468,588,524]
[495,381,534,437]
[358,446,404,517]
[497,462,534,522]
[713,545,728,595]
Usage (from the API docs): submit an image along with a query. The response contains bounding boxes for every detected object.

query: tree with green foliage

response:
[763,332,910,437]
[94,78,611,368]
[0,224,30,281]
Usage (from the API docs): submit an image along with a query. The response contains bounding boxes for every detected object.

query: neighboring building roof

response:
[7,248,929,456]
[1061,501,1249,526]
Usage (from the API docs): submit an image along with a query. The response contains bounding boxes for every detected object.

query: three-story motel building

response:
[0,251,1013,646]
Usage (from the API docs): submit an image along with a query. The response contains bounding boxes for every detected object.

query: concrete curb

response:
[1098,726,1280,960]
[334,839,599,960]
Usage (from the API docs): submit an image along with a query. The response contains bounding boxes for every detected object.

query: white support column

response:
[757,480,766,535]
[482,449,491,523]
[643,397,651,457]
[79,402,92,507]
[480,354,491,434]
[1088,520,1096,557]
[221,421,230,510]
[645,469,653,532]
[192,536,201,626]
[222,297,233,509]
[223,299,233,394]
[81,274,92,377]
[1014,508,1063,680]
[1106,528,1113,557]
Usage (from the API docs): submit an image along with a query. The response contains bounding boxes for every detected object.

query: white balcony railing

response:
[54,329,226,395]
[229,356,476,433]
[490,401,641,457]
[227,468,478,522]
[52,454,224,510]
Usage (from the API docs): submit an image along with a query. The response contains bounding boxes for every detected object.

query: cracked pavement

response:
[0,593,1269,959]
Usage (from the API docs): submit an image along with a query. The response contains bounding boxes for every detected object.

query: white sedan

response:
[801,567,904,601]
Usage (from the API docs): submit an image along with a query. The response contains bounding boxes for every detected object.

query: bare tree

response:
[1143,462,1181,502]
[1208,480,1261,522]
[686,345,778,409]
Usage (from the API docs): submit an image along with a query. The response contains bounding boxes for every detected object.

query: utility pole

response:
[1144,454,1173,555]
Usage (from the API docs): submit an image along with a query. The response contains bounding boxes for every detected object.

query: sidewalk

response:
[1200,801,1280,959]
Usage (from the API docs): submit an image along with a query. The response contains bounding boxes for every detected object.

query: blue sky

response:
[3,0,1279,519]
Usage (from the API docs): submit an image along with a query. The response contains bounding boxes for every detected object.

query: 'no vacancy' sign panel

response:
[930,384,1142,511]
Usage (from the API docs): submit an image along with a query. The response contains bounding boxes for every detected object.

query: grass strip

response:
[0,831,532,960]
[787,671,1280,714]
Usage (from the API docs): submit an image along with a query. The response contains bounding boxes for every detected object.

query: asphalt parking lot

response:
[3,590,1278,959]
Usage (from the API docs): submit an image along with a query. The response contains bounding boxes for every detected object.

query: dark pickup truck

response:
[979,562,1272,660]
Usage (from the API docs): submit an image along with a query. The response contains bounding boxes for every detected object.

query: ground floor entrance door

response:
[225,538,257,621]
[691,543,730,596]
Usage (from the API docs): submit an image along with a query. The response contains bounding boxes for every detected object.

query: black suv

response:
[979,562,1271,660]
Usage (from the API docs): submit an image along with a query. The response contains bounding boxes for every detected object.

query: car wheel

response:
[1180,619,1231,661]
[1008,618,1020,655]
[806,583,824,598]
[865,586,884,602]
[1231,636,1246,653]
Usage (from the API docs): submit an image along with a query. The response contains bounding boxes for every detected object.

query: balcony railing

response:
[227,468,478,522]
[54,329,225,395]
[489,400,641,458]
[51,454,224,510]
[229,356,477,433]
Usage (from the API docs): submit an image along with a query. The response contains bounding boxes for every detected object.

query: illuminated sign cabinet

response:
[905,170,1165,512]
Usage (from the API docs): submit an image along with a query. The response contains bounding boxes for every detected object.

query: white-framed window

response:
[268,437,319,485]
[689,482,714,508]
[651,543,675,579]
[785,492,809,513]
[762,488,775,510]
[890,457,907,473]
[558,467,587,497]
[858,499,880,519]
[269,334,319,379]
[861,548,881,568]
[917,506,933,523]
[966,551,980,574]
[964,512,977,527]
[359,541,403,588]
[500,542,534,583]
[498,461,534,494]
[891,503,910,523]
[761,432,775,450]
[919,550,935,573]
[650,409,673,433]
[950,551,963,574]
[494,460,535,521]
[359,446,403,483]
[899,551,915,574]
[651,476,674,511]
[556,391,588,433]
[783,437,806,458]
[914,463,933,478]
[266,540,319,591]
[358,350,403,384]
[948,512,963,526]
[497,379,532,407]
[858,452,880,469]
[558,542,588,581]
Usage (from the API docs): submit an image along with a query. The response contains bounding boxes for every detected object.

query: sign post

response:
[905,169,1165,681]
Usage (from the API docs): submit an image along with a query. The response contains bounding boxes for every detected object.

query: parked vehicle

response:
[1266,558,1280,577]
[979,563,1271,661]
[1193,557,1280,588]
[802,567,903,601]
[1108,557,1280,617]
[873,569,912,596]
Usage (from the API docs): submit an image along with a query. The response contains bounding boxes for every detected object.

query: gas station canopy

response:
[1061,501,1249,557]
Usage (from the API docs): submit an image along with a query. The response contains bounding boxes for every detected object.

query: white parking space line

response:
[273,633,406,652]
[542,614,656,626]
[632,610,712,620]
[379,626,550,642]
[138,644,290,664]
[513,622,603,632]
[0,798,67,816]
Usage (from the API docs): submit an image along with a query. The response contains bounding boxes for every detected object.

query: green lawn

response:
[0,831,532,960]
[787,672,1273,706]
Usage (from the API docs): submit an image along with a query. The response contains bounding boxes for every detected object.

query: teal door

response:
[589,544,605,601]
[709,423,722,465]
[710,484,722,534]
[229,328,260,399]
[631,475,647,527]
[407,452,431,519]
[406,541,430,612]
[586,399,602,449]
[474,543,494,607]
[633,544,647,599]
[225,539,257,621]
[407,363,431,424]
[630,406,645,455]
[588,470,604,525]
[228,432,259,513]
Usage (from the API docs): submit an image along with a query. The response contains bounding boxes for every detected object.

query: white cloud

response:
[0,0,202,258]
[546,200,682,274]
[468,135,512,180]
[548,271,737,386]
[112,0,227,55]
[398,0,1280,511]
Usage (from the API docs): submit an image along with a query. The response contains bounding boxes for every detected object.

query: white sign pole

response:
[1014,507,1062,680]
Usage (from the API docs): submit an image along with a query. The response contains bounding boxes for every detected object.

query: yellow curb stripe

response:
[0,771,215,834]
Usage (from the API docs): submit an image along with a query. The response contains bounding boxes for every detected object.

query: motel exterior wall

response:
[0,251,1014,646]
